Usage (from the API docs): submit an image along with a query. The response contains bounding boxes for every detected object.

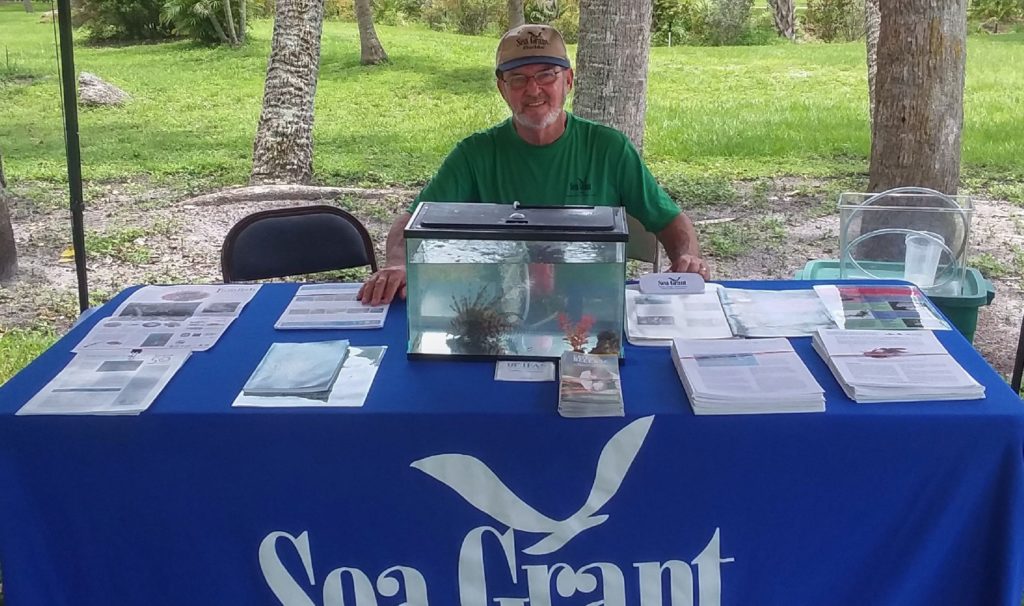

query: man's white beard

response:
[513,104,562,130]
[510,89,567,131]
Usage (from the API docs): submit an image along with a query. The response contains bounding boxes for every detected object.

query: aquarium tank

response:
[405,202,628,360]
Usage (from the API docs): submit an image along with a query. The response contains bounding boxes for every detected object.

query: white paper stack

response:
[557,351,624,418]
[812,329,984,403]
[671,338,825,415]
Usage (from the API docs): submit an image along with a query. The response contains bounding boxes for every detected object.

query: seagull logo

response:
[410,416,654,555]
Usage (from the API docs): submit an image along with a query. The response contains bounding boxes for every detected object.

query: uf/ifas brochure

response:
[670,338,825,415]
[18,350,191,416]
[626,285,836,345]
[812,329,983,403]
[233,341,387,408]
[557,351,624,418]
[74,284,261,353]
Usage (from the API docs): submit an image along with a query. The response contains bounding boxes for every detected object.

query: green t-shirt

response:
[411,113,681,233]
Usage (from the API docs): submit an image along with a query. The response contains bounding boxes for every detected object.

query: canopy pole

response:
[55,0,89,312]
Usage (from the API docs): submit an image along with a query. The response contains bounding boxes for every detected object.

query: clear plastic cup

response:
[904,231,944,288]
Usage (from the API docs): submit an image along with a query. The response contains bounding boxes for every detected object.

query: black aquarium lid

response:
[406,202,629,242]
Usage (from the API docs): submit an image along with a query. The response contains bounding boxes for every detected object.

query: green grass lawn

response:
[2,3,1023,188]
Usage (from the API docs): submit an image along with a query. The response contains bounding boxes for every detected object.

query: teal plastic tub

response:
[794,259,995,343]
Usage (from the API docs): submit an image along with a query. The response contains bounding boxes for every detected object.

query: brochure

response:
[557,351,624,418]
[18,350,191,416]
[812,285,951,331]
[74,284,261,353]
[275,283,389,330]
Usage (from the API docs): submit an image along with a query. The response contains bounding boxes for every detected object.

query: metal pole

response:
[55,0,89,312]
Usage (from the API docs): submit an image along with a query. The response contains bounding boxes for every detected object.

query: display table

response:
[1,281,1022,606]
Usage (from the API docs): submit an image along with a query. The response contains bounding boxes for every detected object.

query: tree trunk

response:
[355,0,388,65]
[250,0,325,184]
[0,152,17,282]
[864,0,880,129]
[574,0,653,152]
[860,0,967,265]
[209,12,231,45]
[23,0,33,13]
[222,0,240,45]
[767,0,795,40]
[239,0,247,43]
[868,0,966,194]
[507,0,525,29]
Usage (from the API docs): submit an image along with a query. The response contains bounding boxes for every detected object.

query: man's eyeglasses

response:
[501,69,563,90]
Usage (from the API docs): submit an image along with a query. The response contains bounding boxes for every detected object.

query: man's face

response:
[497,63,574,131]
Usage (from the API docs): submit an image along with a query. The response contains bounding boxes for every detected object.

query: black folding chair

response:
[221,205,378,282]
[1012,315,1024,394]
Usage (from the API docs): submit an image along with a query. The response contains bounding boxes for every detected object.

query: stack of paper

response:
[812,329,984,403]
[671,338,825,414]
[557,351,624,418]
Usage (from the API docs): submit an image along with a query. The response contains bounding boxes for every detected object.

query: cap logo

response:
[516,32,549,50]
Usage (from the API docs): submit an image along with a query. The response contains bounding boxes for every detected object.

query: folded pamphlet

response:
[557,351,624,418]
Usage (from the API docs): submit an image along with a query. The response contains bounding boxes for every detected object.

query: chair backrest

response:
[625,214,662,271]
[221,205,378,282]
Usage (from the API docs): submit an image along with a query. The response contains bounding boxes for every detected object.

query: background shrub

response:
[74,0,175,41]
[161,0,247,43]
[803,0,864,42]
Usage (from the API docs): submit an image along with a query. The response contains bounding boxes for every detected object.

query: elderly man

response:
[359,24,709,306]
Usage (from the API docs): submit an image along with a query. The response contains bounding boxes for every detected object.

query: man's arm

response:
[657,213,711,279]
[358,211,411,305]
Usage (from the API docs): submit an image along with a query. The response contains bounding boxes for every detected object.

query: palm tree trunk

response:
[355,0,388,65]
[574,0,653,152]
[0,151,17,282]
[222,0,239,45]
[251,0,326,184]
[767,0,795,40]
[209,12,231,44]
[507,0,525,28]
[239,0,247,43]
[869,0,966,194]
[864,0,880,128]
[23,0,33,13]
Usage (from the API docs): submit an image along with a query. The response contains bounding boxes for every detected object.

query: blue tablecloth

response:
[1,281,1022,606]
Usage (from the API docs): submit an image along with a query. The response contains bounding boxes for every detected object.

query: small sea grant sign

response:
[258,417,734,605]
[639,273,706,295]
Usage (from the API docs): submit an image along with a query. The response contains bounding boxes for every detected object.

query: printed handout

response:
[18,350,191,415]
[625,284,732,345]
[812,285,951,331]
[73,284,261,353]
[718,287,837,337]
[275,284,389,330]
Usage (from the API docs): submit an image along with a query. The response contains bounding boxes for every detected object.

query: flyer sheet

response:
[18,350,191,415]
[812,284,951,331]
[624,283,732,345]
[73,284,261,353]
[275,283,388,330]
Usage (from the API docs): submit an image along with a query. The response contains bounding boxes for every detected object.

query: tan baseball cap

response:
[495,24,571,72]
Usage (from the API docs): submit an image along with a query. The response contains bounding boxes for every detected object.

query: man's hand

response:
[668,255,711,281]
[358,265,407,305]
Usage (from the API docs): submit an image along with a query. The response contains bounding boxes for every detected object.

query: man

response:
[359,24,709,306]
